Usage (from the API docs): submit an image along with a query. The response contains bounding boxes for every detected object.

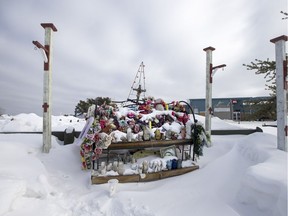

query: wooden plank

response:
[91,174,140,184]
[158,166,199,179]
[107,139,193,150]
[91,165,199,184]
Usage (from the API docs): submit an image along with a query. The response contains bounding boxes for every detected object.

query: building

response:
[188,96,272,121]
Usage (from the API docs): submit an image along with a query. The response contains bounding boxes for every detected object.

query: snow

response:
[0,113,287,216]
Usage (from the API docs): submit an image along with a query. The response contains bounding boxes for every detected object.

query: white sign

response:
[214,107,230,112]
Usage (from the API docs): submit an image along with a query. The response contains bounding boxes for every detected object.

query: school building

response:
[188,96,272,121]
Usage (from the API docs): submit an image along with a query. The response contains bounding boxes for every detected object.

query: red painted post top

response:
[270,35,288,43]
[203,46,215,51]
[41,23,57,32]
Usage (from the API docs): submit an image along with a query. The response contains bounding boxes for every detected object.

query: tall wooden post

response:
[203,47,215,137]
[203,47,226,137]
[270,35,288,152]
[36,23,57,153]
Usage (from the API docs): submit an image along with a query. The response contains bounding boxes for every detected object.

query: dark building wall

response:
[188,96,271,120]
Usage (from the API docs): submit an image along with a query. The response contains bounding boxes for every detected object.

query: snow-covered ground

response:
[0,113,287,216]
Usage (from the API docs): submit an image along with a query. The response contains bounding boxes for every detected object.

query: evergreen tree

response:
[243,58,276,95]
[74,97,111,116]
[243,97,276,121]
[243,59,277,120]
[242,11,288,120]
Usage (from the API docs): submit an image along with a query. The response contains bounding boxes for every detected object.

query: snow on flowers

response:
[79,99,209,170]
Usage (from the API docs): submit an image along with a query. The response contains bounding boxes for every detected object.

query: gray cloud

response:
[0,0,286,115]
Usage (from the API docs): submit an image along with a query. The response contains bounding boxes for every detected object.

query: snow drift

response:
[0,113,286,216]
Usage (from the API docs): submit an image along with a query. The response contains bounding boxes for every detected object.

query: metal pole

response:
[203,47,215,137]
[41,23,57,153]
[270,35,288,152]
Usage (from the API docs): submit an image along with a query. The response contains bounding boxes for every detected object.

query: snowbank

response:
[235,133,287,216]
[0,113,86,132]
[0,114,286,216]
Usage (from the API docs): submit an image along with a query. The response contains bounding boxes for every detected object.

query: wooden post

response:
[203,47,215,137]
[270,35,288,152]
[40,23,57,153]
[203,47,226,137]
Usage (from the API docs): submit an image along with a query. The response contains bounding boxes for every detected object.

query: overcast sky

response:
[0,0,287,115]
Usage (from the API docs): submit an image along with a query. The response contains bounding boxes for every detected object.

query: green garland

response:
[191,123,210,158]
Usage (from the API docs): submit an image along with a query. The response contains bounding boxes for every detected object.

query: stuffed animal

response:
[98,132,113,148]
[118,118,128,132]
[118,161,125,175]
[86,104,96,119]
[165,129,172,140]
[142,160,149,173]
[142,125,151,141]
[154,98,165,111]
[179,126,186,139]
[133,124,140,133]
[126,127,133,142]
[99,161,106,175]
[154,129,162,140]
[185,120,193,139]
[101,121,117,134]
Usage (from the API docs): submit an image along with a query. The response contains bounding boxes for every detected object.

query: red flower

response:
[94,147,103,159]
[93,133,100,142]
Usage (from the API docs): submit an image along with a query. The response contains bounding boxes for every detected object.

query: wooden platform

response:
[91,165,199,184]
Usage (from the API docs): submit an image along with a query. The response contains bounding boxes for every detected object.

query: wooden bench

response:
[98,139,194,167]
[92,139,197,184]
